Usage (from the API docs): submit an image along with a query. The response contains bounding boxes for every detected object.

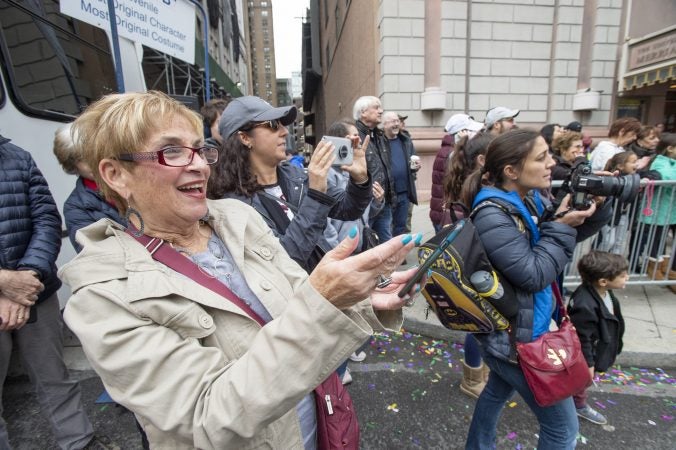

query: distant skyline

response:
[272,0,309,79]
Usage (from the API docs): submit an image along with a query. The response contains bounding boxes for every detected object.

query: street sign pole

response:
[106,0,125,92]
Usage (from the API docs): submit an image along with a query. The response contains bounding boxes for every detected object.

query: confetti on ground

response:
[362,330,674,448]
[598,366,675,388]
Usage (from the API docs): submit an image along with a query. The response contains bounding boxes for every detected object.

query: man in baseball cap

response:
[565,121,583,133]
[484,106,519,135]
[218,96,297,139]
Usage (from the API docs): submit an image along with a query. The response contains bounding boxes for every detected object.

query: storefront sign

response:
[61,0,195,64]
[628,30,676,71]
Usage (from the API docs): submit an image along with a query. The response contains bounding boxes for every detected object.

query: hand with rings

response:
[370,266,426,310]
[0,294,30,331]
[309,230,423,310]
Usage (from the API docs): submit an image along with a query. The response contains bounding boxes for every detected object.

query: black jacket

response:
[356,120,395,208]
[384,132,418,205]
[0,136,62,302]
[551,154,573,181]
[63,177,125,252]
[223,162,371,272]
[626,142,661,180]
[568,283,624,372]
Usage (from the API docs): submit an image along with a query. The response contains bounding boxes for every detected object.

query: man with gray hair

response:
[353,96,394,241]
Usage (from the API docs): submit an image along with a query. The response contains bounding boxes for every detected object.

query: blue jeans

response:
[392,192,410,236]
[466,353,578,450]
[369,203,393,242]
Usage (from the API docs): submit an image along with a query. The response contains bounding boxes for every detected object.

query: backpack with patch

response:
[417,200,515,333]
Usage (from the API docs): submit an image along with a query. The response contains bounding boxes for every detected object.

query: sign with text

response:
[61,0,195,64]
[628,29,676,71]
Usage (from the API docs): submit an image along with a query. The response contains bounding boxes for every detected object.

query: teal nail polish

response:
[427,269,432,277]
[348,226,358,239]
[414,232,423,246]
[401,234,412,245]
[416,285,421,292]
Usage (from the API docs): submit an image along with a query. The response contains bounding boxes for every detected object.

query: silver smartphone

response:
[322,136,354,166]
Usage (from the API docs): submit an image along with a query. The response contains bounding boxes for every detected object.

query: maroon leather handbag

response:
[128,230,359,449]
[516,284,592,407]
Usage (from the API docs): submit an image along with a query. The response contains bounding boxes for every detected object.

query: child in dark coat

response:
[568,251,628,425]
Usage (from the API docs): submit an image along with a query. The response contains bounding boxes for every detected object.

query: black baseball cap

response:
[566,121,583,132]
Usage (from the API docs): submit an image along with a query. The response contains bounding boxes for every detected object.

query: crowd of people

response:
[0,90,674,449]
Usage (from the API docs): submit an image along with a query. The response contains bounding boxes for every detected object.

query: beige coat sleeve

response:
[64,278,371,448]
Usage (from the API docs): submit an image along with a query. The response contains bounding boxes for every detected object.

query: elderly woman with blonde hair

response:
[61,91,420,449]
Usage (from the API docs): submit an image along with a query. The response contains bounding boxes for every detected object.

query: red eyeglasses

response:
[118,145,219,167]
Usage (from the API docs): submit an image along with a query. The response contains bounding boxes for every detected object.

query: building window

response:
[262,10,268,17]
[0,0,117,118]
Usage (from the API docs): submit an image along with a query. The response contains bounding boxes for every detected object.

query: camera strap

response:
[550,207,574,220]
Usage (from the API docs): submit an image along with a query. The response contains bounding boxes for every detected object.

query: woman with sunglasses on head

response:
[461,129,611,450]
[61,91,421,449]
[208,96,374,272]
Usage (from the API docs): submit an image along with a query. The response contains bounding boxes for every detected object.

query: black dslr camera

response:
[557,157,640,210]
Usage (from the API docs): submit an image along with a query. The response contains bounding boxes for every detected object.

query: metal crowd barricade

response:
[555,179,676,288]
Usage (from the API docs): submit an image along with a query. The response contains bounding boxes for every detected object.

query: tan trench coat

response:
[61,199,402,449]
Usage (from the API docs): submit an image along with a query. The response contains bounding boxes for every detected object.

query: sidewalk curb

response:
[403,316,676,370]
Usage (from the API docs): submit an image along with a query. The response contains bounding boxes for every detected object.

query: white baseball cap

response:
[444,114,484,135]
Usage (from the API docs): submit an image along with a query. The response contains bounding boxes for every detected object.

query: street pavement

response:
[3,202,676,448]
[4,330,675,449]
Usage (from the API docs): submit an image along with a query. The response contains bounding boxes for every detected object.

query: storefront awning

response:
[623,63,675,91]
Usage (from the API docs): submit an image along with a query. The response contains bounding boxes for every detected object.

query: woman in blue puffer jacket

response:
[461,129,611,450]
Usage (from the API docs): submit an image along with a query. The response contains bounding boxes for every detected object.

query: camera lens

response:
[616,173,640,202]
[592,173,640,202]
[338,145,349,159]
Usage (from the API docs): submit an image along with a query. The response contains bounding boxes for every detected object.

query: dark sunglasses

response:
[240,119,281,133]
[118,145,219,167]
